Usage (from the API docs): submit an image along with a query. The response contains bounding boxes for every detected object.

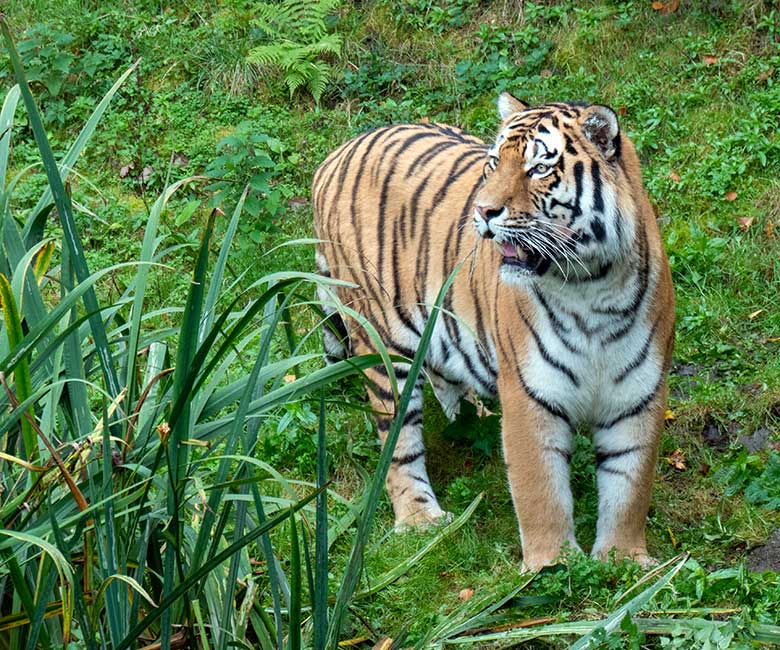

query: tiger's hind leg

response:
[364,363,448,528]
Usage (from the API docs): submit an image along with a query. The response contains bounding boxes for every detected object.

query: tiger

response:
[311,92,675,572]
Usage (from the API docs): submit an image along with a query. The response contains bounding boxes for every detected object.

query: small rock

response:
[701,416,729,450]
[747,529,780,573]
[672,363,699,377]
[740,427,771,453]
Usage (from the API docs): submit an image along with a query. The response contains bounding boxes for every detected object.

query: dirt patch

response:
[747,529,780,573]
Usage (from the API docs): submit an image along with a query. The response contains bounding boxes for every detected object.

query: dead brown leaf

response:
[703,54,719,66]
[766,220,774,239]
[725,191,738,201]
[458,587,475,601]
[665,0,680,12]
[288,197,308,209]
[651,1,664,9]
[667,448,686,471]
[668,171,681,183]
[756,68,774,84]
[737,216,754,231]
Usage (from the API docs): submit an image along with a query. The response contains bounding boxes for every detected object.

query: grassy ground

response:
[4,0,780,646]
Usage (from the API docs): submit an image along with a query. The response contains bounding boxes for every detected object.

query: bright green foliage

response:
[719,450,780,510]
[205,123,289,237]
[4,0,780,646]
[248,0,342,104]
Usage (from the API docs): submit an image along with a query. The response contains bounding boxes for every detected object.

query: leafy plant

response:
[718,449,780,509]
[248,0,343,104]
[205,121,290,239]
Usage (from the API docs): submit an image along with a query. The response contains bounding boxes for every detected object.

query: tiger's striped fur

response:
[312,93,674,571]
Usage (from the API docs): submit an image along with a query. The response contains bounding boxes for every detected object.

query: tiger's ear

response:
[581,105,620,160]
[497,92,529,120]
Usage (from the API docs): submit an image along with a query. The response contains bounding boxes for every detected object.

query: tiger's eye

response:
[534,163,548,174]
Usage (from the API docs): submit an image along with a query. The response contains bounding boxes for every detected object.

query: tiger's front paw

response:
[592,545,657,569]
[393,502,453,531]
[521,540,583,573]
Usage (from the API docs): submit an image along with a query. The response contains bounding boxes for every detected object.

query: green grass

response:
[2,0,780,648]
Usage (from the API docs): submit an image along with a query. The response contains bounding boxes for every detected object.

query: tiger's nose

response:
[475,204,504,222]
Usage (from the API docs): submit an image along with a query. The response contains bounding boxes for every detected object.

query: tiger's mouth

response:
[498,241,552,276]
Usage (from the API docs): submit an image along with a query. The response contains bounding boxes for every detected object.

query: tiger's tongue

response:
[501,242,528,260]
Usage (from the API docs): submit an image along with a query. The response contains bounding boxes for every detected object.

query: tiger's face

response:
[473,93,636,283]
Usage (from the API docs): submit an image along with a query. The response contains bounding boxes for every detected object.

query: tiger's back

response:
[313,123,489,347]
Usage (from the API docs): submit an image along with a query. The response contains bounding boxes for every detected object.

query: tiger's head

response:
[473,93,641,284]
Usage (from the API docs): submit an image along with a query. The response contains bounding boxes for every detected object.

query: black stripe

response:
[517,305,580,387]
[517,372,571,425]
[532,287,582,355]
[504,334,570,425]
[414,496,429,503]
[595,374,664,429]
[613,318,660,384]
[544,446,572,464]
[591,159,604,213]
[572,262,612,283]
[597,222,650,321]
[572,160,584,218]
[402,408,424,427]
[595,445,643,466]
[597,466,631,480]
[368,382,394,403]
[392,450,425,465]
[591,216,606,242]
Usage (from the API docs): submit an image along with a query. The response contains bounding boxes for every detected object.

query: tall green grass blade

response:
[125,176,204,410]
[314,389,328,650]
[0,273,35,459]
[49,507,97,650]
[326,262,463,647]
[0,84,20,195]
[162,211,216,647]
[193,353,388,440]
[213,293,290,650]
[59,238,91,445]
[570,553,688,650]
[115,488,323,650]
[23,553,57,650]
[200,186,248,342]
[100,401,125,646]
[443,617,780,645]
[0,17,121,402]
[288,515,302,650]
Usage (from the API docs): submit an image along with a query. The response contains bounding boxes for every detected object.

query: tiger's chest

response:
[504,278,663,426]
[428,270,664,427]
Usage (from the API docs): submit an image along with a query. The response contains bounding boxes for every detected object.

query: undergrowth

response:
[2,0,780,648]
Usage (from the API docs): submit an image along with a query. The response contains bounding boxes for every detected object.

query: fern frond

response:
[248,0,342,103]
